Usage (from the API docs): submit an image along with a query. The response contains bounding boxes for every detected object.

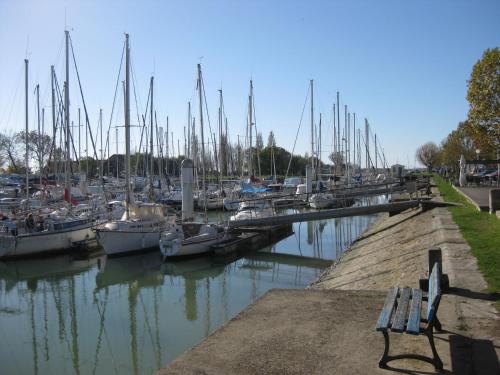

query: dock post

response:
[181,159,194,221]
[489,189,500,216]
[306,165,312,194]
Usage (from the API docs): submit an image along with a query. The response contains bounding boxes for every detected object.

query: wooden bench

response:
[375,262,443,370]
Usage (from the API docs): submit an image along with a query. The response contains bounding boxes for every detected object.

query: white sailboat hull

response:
[223,198,241,211]
[96,229,162,256]
[0,223,94,258]
[160,232,226,258]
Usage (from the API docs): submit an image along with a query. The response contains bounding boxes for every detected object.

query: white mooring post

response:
[306,165,312,194]
[181,159,194,221]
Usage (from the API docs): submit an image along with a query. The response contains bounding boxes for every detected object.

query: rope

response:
[285,85,310,179]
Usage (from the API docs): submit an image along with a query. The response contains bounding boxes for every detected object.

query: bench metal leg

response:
[379,330,443,371]
[434,316,443,332]
[378,331,390,368]
[426,330,443,370]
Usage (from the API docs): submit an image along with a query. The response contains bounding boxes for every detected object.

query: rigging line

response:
[69,36,99,162]
[0,63,24,130]
[130,53,144,129]
[285,84,310,179]
[104,40,125,161]
[200,70,218,161]
[93,290,120,375]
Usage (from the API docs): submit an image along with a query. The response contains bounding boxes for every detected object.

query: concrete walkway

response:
[455,186,493,211]
[158,193,500,374]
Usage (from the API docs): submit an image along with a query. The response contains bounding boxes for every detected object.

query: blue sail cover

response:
[240,186,271,193]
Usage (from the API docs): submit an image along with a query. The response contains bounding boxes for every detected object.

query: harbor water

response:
[0,197,385,375]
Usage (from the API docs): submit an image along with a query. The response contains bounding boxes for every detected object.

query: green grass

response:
[434,175,500,302]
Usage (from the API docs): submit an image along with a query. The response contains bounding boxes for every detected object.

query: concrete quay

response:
[158,191,499,374]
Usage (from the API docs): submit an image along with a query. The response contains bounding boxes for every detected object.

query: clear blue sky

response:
[1,0,499,168]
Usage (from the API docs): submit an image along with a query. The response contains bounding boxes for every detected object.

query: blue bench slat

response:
[406,289,422,334]
[391,287,411,332]
[427,263,441,322]
[376,287,398,331]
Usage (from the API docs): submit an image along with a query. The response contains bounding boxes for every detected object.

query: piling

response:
[489,189,500,215]
[305,165,312,194]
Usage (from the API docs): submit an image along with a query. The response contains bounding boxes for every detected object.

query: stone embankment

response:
[159,189,500,374]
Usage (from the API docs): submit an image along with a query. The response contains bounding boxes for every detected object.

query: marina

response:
[0,203,382,374]
[0,2,498,374]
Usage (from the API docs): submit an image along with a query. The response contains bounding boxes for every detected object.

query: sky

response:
[0,0,499,168]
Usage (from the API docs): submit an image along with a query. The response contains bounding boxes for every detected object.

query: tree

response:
[466,47,500,157]
[439,122,475,175]
[416,142,440,171]
[267,131,276,148]
[328,151,344,173]
[255,132,263,151]
[17,130,52,175]
[0,132,22,173]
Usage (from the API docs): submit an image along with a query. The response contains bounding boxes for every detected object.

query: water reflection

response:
[0,197,384,375]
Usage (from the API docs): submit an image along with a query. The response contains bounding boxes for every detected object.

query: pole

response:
[197,63,206,215]
[365,119,369,170]
[51,65,56,181]
[150,76,154,181]
[187,102,191,159]
[99,108,103,181]
[310,79,314,172]
[336,92,340,156]
[25,59,29,202]
[248,81,253,176]
[36,84,41,186]
[353,113,356,175]
[125,34,131,219]
[64,30,71,204]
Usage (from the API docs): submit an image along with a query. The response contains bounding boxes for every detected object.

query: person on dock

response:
[36,215,45,232]
[1,213,18,236]
[25,213,35,233]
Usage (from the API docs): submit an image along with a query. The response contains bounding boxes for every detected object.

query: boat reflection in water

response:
[0,202,381,375]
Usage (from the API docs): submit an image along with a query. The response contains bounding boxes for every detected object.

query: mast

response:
[332,103,336,155]
[64,30,71,204]
[78,108,81,173]
[187,102,191,159]
[353,113,356,175]
[116,126,119,179]
[166,118,169,176]
[36,84,42,186]
[218,89,223,176]
[336,92,340,159]
[365,119,369,170]
[51,65,56,180]
[25,59,29,202]
[99,108,103,181]
[248,80,253,176]
[197,64,206,207]
[310,79,314,172]
[150,76,154,181]
[344,105,348,182]
[124,33,131,219]
[318,113,322,184]
[375,133,378,171]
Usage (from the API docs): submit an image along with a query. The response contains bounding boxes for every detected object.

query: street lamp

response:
[475,149,480,161]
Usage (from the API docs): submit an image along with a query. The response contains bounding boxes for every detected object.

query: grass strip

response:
[434,175,500,301]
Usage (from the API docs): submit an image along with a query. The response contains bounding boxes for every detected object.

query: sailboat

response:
[0,31,95,259]
[159,65,228,259]
[159,222,226,258]
[95,34,172,257]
